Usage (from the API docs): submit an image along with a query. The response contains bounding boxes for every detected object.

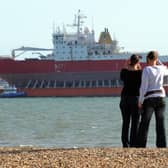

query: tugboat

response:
[0,79,26,98]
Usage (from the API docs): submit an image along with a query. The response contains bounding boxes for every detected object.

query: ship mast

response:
[77,10,81,37]
[77,10,87,38]
[67,10,86,39]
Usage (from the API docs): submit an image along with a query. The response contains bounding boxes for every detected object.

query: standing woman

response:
[120,54,142,147]
[138,51,168,147]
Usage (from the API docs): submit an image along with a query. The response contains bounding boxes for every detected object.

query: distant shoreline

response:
[0,147,168,167]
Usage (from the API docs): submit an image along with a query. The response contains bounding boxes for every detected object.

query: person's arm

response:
[163,66,168,76]
[157,60,168,75]
[139,68,149,107]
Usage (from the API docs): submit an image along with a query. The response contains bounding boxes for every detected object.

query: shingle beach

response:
[0,147,168,167]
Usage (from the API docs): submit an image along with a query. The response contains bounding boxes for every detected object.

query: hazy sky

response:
[0,0,168,56]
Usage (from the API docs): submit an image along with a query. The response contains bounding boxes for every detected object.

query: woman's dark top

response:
[120,69,142,97]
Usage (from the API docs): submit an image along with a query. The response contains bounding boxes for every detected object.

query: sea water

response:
[0,97,167,148]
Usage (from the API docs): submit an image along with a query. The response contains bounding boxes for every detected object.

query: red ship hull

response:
[20,87,122,97]
[19,86,168,97]
[0,58,168,97]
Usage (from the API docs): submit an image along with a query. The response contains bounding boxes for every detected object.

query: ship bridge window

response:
[68,42,72,45]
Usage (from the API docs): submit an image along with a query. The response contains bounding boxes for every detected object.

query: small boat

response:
[0,79,26,98]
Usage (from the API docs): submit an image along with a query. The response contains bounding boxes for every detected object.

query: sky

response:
[0,0,168,56]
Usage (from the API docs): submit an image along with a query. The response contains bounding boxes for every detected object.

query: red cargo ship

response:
[0,10,168,97]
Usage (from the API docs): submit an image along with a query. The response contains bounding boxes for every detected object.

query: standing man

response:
[138,51,168,147]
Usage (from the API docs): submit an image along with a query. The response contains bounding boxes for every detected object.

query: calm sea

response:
[0,97,167,148]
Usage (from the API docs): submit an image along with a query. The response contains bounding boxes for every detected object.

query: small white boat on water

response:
[0,79,26,98]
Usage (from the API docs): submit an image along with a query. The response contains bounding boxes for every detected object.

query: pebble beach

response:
[0,147,168,167]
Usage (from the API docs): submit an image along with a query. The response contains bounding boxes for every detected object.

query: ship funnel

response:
[98,28,112,44]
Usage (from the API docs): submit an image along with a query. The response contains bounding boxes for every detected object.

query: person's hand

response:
[156,59,163,65]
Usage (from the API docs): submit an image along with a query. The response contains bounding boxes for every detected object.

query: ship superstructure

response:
[52,10,119,61]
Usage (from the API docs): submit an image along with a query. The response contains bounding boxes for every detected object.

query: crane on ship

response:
[11,46,53,59]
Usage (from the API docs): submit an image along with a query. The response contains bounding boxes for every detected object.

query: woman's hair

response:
[130,54,140,66]
[147,51,158,61]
